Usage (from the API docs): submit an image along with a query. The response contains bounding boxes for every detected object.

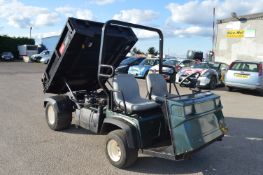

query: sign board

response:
[226,30,244,38]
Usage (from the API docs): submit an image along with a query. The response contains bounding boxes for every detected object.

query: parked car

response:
[149,59,195,81]
[40,55,51,64]
[225,60,263,94]
[31,50,51,62]
[128,58,159,78]
[1,52,14,61]
[176,62,229,89]
[115,57,145,74]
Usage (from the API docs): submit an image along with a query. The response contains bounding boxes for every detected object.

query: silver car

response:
[225,60,263,94]
[176,62,228,89]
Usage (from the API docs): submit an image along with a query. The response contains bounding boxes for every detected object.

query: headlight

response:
[140,67,146,73]
[184,105,193,115]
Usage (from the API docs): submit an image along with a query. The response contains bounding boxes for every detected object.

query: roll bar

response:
[97,20,164,106]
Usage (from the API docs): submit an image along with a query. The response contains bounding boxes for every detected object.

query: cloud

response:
[34,13,60,27]
[167,0,263,26]
[173,26,212,38]
[113,9,159,24]
[33,31,61,39]
[166,0,217,26]
[112,9,160,39]
[0,1,94,29]
[133,29,158,39]
[89,0,117,5]
[0,0,59,28]
[55,7,75,17]
[75,10,93,20]
[166,0,263,37]
[55,7,93,20]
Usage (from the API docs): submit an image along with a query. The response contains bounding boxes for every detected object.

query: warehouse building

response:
[214,12,263,64]
[41,35,60,51]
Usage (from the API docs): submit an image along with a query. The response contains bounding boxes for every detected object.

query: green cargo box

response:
[144,92,226,160]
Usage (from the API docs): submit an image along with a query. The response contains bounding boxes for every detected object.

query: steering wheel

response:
[179,72,201,87]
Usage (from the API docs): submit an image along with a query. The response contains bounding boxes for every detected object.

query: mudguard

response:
[101,117,140,149]
[44,95,74,113]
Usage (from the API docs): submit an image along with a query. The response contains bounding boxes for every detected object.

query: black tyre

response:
[105,129,138,169]
[227,86,233,92]
[209,76,217,90]
[258,90,263,97]
[45,102,72,131]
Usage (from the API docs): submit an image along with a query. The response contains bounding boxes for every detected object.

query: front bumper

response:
[1,57,13,61]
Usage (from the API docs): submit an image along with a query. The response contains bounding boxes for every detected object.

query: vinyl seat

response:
[113,74,159,113]
[146,74,177,103]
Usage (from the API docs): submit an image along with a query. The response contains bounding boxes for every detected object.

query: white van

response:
[17,45,38,58]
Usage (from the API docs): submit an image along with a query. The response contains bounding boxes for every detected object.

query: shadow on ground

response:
[125,117,263,175]
[60,114,263,174]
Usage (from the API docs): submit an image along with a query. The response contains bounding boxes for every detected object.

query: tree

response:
[147,47,158,56]
[0,35,35,59]
[131,47,143,55]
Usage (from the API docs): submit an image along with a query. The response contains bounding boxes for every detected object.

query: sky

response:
[1,0,263,56]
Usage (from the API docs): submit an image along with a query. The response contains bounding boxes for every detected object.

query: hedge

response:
[0,35,35,59]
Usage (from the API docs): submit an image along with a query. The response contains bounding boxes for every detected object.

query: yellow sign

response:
[234,73,249,78]
[226,30,244,38]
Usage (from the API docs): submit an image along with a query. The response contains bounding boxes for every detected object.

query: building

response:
[41,35,60,51]
[214,12,263,64]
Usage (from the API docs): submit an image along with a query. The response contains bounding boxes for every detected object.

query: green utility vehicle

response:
[42,18,228,168]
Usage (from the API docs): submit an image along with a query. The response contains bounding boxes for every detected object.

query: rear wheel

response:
[258,90,263,97]
[45,102,72,131]
[105,129,138,169]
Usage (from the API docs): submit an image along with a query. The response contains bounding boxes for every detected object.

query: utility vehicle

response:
[42,18,228,169]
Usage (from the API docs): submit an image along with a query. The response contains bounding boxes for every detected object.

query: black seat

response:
[146,74,177,103]
[113,74,159,114]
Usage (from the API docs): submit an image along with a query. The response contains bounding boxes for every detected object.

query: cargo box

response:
[42,17,138,94]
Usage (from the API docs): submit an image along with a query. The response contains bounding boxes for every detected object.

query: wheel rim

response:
[107,139,122,162]
[47,105,55,125]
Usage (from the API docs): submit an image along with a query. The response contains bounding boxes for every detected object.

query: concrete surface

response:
[0,62,262,175]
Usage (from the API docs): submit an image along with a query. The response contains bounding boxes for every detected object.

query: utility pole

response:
[212,7,215,51]
[30,26,32,38]
[211,7,216,61]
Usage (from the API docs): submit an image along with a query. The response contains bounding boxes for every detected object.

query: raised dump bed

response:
[42,17,138,94]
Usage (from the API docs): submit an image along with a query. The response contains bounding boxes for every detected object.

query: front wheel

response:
[45,102,72,131]
[227,86,233,92]
[105,129,138,169]
[258,90,263,97]
[209,76,217,90]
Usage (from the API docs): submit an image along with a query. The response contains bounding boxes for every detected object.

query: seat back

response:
[146,74,169,100]
[113,74,141,105]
